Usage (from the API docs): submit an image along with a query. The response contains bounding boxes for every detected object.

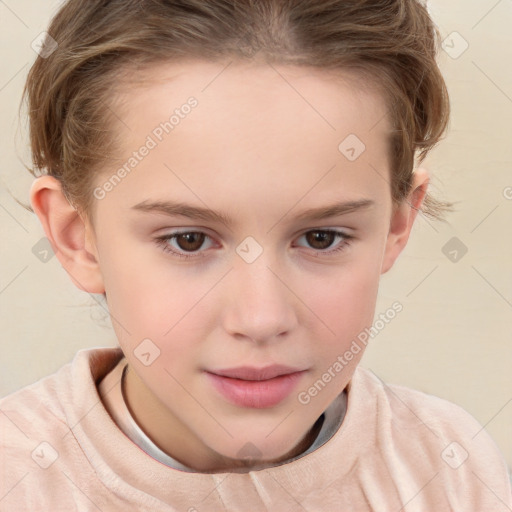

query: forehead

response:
[113,59,390,137]
[99,60,392,219]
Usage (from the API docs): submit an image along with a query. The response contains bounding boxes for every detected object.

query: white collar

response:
[99,359,347,473]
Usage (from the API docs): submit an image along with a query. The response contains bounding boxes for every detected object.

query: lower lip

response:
[206,371,306,409]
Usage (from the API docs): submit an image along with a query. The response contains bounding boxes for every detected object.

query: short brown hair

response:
[23,0,451,221]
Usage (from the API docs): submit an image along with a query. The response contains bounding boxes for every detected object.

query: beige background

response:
[1,0,511,468]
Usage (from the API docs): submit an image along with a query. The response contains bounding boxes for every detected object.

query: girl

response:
[1,0,510,510]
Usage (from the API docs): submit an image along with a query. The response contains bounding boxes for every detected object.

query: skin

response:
[30,59,428,473]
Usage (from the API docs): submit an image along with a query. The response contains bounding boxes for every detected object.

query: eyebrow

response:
[131,198,374,227]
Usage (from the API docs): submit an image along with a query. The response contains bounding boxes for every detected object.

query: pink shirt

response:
[1,347,510,511]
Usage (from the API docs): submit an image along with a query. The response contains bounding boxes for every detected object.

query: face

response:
[84,60,407,472]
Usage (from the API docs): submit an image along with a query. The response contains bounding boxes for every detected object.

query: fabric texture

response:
[1,347,511,511]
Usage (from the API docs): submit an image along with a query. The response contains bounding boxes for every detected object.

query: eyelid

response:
[156,226,352,243]
[293,225,353,237]
[155,227,353,260]
[293,229,352,251]
[155,234,209,262]
[295,228,351,240]
[157,229,217,250]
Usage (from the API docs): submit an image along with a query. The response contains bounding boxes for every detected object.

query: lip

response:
[205,366,307,409]
[209,365,304,381]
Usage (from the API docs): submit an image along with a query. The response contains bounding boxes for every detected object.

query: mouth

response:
[205,366,308,409]
[208,364,305,381]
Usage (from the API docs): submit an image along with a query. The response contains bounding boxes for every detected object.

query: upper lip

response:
[208,365,305,381]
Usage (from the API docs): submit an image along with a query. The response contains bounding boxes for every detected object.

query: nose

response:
[221,255,298,344]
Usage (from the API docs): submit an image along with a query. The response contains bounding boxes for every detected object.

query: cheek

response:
[305,254,383,351]
[100,245,217,366]
[294,256,383,409]
[98,243,180,341]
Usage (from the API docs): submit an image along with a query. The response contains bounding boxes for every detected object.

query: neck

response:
[122,364,325,473]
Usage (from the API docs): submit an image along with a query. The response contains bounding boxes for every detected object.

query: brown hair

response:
[22,0,451,221]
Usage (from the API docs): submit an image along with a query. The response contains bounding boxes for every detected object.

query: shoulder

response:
[352,366,494,437]
[0,347,124,507]
[350,366,512,508]
[0,347,122,435]
[0,356,74,507]
[0,357,73,448]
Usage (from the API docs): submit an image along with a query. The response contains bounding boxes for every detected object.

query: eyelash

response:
[154,229,353,260]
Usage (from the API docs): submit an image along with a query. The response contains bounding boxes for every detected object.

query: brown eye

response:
[304,230,337,250]
[175,232,206,252]
[295,229,352,257]
[156,230,216,260]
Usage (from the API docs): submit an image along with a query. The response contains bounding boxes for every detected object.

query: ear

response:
[30,175,105,294]
[381,168,429,274]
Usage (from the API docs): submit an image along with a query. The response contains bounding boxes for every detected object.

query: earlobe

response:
[380,168,429,274]
[30,175,105,294]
